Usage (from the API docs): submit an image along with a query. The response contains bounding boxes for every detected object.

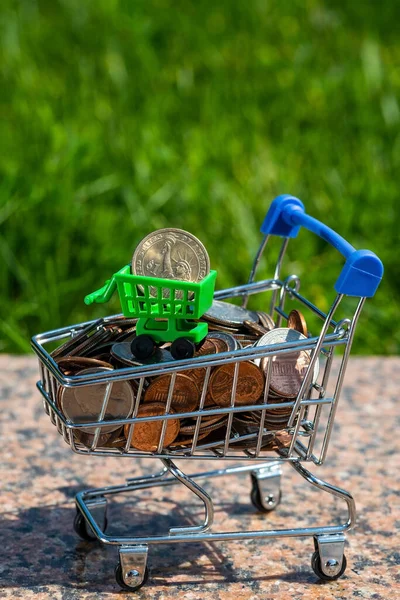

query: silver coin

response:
[256,311,275,330]
[132,228,210,298]
[111,342,174,367]
[203,300,259,327]
[254,328,319,398]
[59,367,134,433]
[206,331,238,352]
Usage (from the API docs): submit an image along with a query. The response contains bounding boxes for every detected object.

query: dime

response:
[287,309,308,337]
[144,373,200,413]
[59,367,134,434]
[209,362,265,406]
[203,300,259,327]
[132,228,210,298]
[124,402,180,451]
[255,328,319,398]
[207,332,238,353]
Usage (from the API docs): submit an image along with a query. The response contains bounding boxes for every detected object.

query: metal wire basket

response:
[32,194,383,591]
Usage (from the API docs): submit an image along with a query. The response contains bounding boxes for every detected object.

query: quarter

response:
[203,300,259,327]
[132,228,210,298]
[59,367,135,433]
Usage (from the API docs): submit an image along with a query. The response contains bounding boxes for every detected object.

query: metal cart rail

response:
[32,195,383,591]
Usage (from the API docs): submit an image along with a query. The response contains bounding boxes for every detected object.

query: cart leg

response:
[160,458,214,535]
[250,462,282,512]
[312,534,347,580]
[116,545,149,591]
[74,496,107,541]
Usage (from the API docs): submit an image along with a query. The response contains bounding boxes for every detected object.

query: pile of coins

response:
[51,227,318,454]
[52,305,316,453]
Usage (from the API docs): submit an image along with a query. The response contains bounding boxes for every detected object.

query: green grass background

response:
[1,0,399,354]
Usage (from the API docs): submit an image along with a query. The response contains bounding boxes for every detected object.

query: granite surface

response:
[0,355,399,599]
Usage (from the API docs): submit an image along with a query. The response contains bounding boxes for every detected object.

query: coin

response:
[203,300,259,327]
[179,412,227,434]
[56,356,113,375]
[74,426,124,449]
[124,402,180,451]
[209,361,265,406]
[207,332,238,353]
[59,367,135,433]
[144,373,200,413]
[256,311,275,330]
[255,328,319,398]
[171,429,212,447]
[132,228,210,298]
[183,337,218,387]
[51,321,100,359]
[243,320,269,337]
[287,309,308,337]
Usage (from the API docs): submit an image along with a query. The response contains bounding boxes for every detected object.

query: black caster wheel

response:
[311,551,347,581]
[73,510,107,541]
[131,334,156,360]
[170,338,195,360]
[115,563,149,592]
[250,481,282,513]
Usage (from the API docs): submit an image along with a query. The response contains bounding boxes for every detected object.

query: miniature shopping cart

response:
[32,195,383,591]
[84,266,217,360]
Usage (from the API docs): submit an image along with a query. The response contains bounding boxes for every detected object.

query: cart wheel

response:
[131,335,156,360]
[250,481,282,512]
[311,551,347,581]
[115,563,149,592]
[73,511,108,542]
[170,338,195,360]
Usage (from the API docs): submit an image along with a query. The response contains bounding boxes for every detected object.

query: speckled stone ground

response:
[0,355,399,599]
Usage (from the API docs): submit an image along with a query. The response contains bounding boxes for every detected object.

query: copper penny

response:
[124,402,180,451]
[144,373,200,413]
[209,362,265,406]
[256,328,319,398]
[261,350,313,398]
[183,338,218,387]
[287,309,308,337]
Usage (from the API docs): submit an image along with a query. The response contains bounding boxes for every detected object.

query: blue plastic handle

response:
[261,194,383,297]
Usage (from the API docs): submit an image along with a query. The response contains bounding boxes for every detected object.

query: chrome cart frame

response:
[32,195,383,591]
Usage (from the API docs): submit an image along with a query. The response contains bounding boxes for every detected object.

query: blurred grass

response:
[0,0,399,354]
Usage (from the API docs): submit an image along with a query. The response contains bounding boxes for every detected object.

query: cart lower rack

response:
[32,195,383,591]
